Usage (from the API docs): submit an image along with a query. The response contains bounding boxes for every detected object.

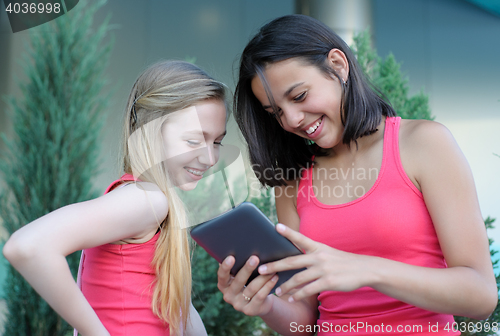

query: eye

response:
[214,136,225,146]
[293,91,307,102]
[187,140,201,146]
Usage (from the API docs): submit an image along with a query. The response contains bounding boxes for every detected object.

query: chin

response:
[316,142,335,149]
[178,181,199,191]
[315,135,340,149]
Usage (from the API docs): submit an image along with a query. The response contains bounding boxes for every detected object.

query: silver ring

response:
[242,293,252,301]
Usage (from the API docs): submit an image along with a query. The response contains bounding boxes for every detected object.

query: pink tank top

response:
[297,117,458,335]
[77,174,169,336]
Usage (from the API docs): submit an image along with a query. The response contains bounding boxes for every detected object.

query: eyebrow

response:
[262,82,305,109]
[184,130,227,138]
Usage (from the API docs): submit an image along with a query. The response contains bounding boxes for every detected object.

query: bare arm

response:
[259,121,497,320]
[2,182,168,335]
[374,120,497,318]
[185,302,207,336]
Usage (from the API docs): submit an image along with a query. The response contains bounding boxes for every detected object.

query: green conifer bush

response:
[352,30,432,120]
[0,1,112,334]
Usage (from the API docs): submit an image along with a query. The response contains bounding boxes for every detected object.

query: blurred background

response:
[0,0,499,334]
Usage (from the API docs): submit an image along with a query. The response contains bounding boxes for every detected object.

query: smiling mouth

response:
[185,167,205,176]
[304,116,324,135]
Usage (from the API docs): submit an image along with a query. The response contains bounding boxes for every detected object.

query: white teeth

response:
[305,118,322,135]
[186,168,203,176]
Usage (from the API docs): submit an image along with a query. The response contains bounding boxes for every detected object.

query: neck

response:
[327,116,386,158]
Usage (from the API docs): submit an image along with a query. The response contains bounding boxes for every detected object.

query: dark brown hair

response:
[234,14,396,187]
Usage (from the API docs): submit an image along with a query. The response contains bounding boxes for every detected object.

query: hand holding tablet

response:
[190,202,305,292]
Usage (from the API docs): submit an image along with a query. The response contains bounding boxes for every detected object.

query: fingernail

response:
[275,287,281,296]
[276,223,286,232]
[249,257,257,267]
[272,275,278,282]
[258,265,267,273]
[288,296,294,303]
[224,257,232,265]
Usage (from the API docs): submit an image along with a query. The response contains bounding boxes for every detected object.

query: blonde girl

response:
[4,60,227,335]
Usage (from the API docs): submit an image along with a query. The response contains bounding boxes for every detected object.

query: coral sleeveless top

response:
[297,117,458,335]
[77,174,169,336]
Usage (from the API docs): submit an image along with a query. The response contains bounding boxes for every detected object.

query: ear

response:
[327,49,349,83]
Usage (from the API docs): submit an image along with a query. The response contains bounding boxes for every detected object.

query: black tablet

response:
[190,202,305,293]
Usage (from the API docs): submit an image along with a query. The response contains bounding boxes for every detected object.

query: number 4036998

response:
[444,321,498,333]
[5,2,61,14]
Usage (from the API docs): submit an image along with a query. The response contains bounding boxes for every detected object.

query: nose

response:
[198,144,217,167]
[281,106,305,129]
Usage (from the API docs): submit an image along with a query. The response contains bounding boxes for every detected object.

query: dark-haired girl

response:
[217,15,496,335]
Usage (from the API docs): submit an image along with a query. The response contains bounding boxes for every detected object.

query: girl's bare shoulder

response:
[399,119,465,191]
[399,119,458,157]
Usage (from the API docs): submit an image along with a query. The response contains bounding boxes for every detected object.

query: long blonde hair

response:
[122,60,226,335]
